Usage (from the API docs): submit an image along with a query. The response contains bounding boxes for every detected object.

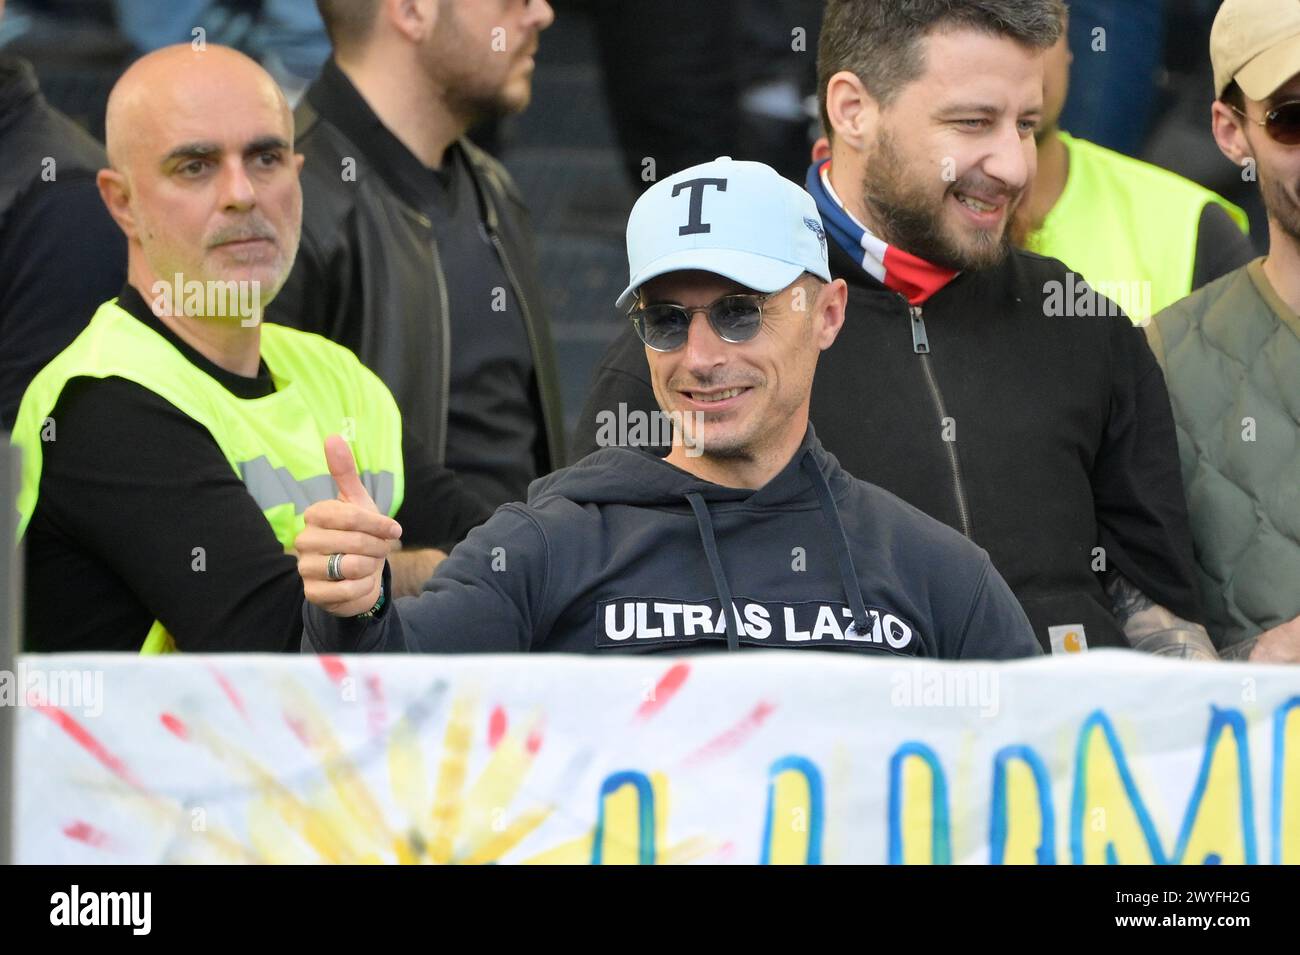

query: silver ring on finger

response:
[326,552,346,582]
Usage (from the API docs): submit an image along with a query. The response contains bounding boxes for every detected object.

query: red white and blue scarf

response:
[805,159,959,305]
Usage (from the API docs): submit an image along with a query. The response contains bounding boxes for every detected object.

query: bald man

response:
[9,44,489,653]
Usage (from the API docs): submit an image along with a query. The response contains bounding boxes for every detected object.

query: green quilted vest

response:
[1148,260,1300,652]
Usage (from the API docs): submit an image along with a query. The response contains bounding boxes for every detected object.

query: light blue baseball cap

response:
[615,156,832,311]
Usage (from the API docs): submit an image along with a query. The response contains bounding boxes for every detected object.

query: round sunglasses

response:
[628,290,778,352]
[1230,100,1300,146]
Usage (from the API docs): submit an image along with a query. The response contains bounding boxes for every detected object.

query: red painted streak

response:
[160,712,189,740]
[318,656,348,685]
[283,712,312,747]
[365,673,386,734]
[34,704,144,790]
[207,666,248,721]
[680,701,778,768]
[633,662,691,721]
[63,820,112,849]
[524,720,544,756]
[488,705,507,749]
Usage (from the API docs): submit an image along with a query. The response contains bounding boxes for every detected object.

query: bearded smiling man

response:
[269,0,566,512]
[578,0,1214,659]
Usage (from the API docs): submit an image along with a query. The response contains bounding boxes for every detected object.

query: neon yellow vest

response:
[11,299,405,653]
[1027,131,1250,325]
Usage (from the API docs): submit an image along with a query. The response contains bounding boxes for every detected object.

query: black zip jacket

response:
[303,427,1040,659]
[574,240,1202,651]
[269,60,566,478]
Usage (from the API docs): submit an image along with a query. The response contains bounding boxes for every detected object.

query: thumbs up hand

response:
[296,435,403,617]
[325,434,378,510]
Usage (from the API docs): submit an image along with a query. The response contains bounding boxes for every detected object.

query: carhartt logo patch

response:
[1049,624,1088,654]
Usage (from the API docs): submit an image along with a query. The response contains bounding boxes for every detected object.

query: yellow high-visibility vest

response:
[1027,131,1250,325]
[11,298,405,653]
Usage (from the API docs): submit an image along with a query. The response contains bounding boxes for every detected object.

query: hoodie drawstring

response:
[683,453,874,651]
[685,492,740,651]
[800,455,874,639]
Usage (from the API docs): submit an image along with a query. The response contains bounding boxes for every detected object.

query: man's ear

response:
[1210,100,1252,169]
[96,168,137,241]
[385,0,439,44]
[824,71,878,153]
[815,279,849,351]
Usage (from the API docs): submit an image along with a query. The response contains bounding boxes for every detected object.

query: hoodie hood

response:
[527,426,875,651]
[527,424,849,510]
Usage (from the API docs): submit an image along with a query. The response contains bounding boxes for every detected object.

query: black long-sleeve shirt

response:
[22,286,490,652]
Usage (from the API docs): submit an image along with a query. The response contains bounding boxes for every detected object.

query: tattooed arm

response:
[1218,637,1258,661]
[1105,573,1218,660]
[1224,614,1300,664]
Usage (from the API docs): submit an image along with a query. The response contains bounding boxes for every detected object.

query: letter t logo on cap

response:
[671,178,728,235]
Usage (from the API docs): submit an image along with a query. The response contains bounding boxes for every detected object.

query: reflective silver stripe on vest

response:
[238,456,395,516]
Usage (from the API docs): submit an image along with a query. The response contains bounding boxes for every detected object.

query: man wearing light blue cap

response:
[611,156,838,483]
[299,158,1039,660]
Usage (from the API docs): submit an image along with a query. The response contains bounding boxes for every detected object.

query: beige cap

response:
[1211,0,1300,99]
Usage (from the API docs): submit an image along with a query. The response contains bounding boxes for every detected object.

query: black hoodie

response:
[303,427,1039,659]
[574,234,1203,652]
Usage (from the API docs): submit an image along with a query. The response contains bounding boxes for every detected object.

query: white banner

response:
[11,650,1300,864]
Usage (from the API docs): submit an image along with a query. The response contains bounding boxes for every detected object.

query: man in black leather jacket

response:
[268,0,565,509]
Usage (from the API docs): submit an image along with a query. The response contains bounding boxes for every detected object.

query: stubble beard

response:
[862,129,1014,271]
[1260,168,1300,246]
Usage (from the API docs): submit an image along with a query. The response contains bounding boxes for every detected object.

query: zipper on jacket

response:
[910,306,930,353]
[413,209,453,462]
[910,304,973,539]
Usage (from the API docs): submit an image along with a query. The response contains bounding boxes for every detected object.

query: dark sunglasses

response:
[629,291,776,352]
[1231,100,1300,146]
